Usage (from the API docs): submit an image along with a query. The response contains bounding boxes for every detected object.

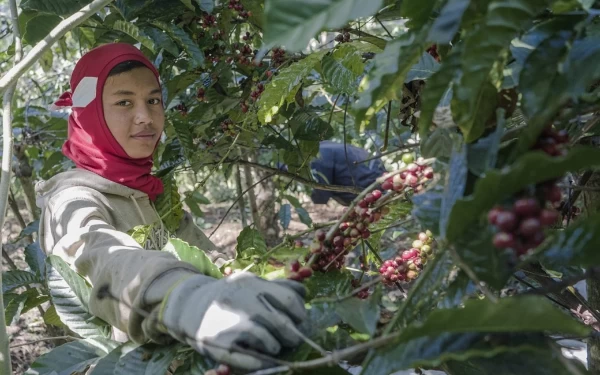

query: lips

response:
[131,131,156,139]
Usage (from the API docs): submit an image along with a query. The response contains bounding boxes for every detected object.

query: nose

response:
[134,104,153,126]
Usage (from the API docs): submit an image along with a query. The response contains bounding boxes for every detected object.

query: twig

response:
[0,0,115,95]
[382,101,392,151]
[9,336,77,348]
[261,221,336,260]
[571,114,600,146]
[353,143,420,165]
[375,16,393,39]
[0,1,23,372]
[561,171,592,217]
[523,267,600,297]
[448,247,498,303]
[209,173,274,239]
[312,277,383,303]
[244,330,402,375]
[371,218,415,234]
[342,96,356,188]
[259,296,327,356]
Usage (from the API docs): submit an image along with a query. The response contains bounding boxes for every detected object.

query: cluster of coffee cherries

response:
[379,231,434,286]
[204,364,230,375]
[197,87,206,102]
[489,193,561,256]
[228,0,251,18]
[242,31,252,41]
[219,119,236,137]
[533,127,569,157]
[174,103,187,116]
[249,82,265,102]
[334,31,352,43]
[306,190,390,272]
[271,47,286,67]
[287,259,314,282]
[380,160,434,194]
[228,43,257,66]
[200,14,217,28]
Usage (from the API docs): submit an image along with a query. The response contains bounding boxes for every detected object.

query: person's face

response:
[102,67,164,159]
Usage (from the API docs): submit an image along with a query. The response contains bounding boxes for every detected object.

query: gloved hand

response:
[142,272,307,371]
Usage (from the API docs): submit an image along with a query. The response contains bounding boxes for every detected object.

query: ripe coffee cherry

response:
[513,198,541,217]
[539,208,559,226]
[518,217,542,237]
[381,180,393,190]
[543,184,562,204]
[216,365,231,375]
[371,189,382,200]
[316,230,326,242]
[493,232,515,249]
[423,167,434,179]
[298,267,313,279]
[402,248,419,260]
[495,211,518,231]
[362,229,371,239]
[290,259,300,272]
[487,206,503,225]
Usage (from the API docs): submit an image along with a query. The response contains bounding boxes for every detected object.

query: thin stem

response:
[312,277,383,303]
[382,101,392,151]
[448,247,498,303]
[0,0,115,95]
[353,143,420,165]
[0,1,23,371]
[375,16,393,38]
[261,221,336,260]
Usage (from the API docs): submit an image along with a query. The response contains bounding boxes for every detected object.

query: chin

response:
[126,148,154,159]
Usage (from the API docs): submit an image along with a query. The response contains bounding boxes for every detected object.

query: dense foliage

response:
[3,0,600,374]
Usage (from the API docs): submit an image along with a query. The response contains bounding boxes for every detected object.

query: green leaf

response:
[451,0,549,143]
[171,117,195,160]
[321,44,365,95]
[440,143,468,239]
[258,50,328,124]
[25,338,119,375]
[25,242,46,277]
[401,295,589,339]
[443,345,589,375]
[114,343,179,375]
[263,0,384,52]
[451,79,497,143]
[16,220,39,241]
[21,0,92,16]
[418,48,461,138]
[23,13,62,45]
[4,293,27,325]
[113,20,156,53]
[421,128,455,159]
[279,204,292,230]
[405,53,440,83]
[386,251,454,330]
[22,288,51,314]
[155,174,184,233]
[163,238,223,279]
[305,270,353,300]
[189,352,218,375]
[92,342,140,374]
[335,286,381,336]
[46,255,109,338]
[291,111,334,141]
[144,27,180,57]
[2,270,41,293]
[127,225,151,247]
[153,21,204,68]
[299,302,342,339]
[236,227,268,258]
[43,305,63,327]
[447,146,600,242]
[411,190,443,237]
[401,0,438,29]
[354,30,427,127]
[195,0,214,13]
[427,0,470,43]
[453,223,513,289]
[466,112,504,176]
[540,211,600,268]
[295,207,313,227]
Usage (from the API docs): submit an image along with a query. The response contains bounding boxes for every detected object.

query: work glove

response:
[142,272,307,371]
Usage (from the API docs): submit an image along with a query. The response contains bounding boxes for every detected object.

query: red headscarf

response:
[53,43,164,200]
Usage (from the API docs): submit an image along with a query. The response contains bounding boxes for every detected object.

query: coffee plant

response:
[2,0,600,374]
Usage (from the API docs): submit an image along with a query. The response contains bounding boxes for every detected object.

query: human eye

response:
[115,100,132,107]
[148,98,162,105]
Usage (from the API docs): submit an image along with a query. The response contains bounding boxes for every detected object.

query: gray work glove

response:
[142,272,307,371]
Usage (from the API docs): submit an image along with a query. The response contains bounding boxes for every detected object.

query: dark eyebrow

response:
[111,88,162,96]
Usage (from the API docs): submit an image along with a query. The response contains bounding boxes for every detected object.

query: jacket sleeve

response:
[42,187,201,343]
[174,211,231,267]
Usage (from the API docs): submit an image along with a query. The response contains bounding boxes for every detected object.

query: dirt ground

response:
[1,195,347,374]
